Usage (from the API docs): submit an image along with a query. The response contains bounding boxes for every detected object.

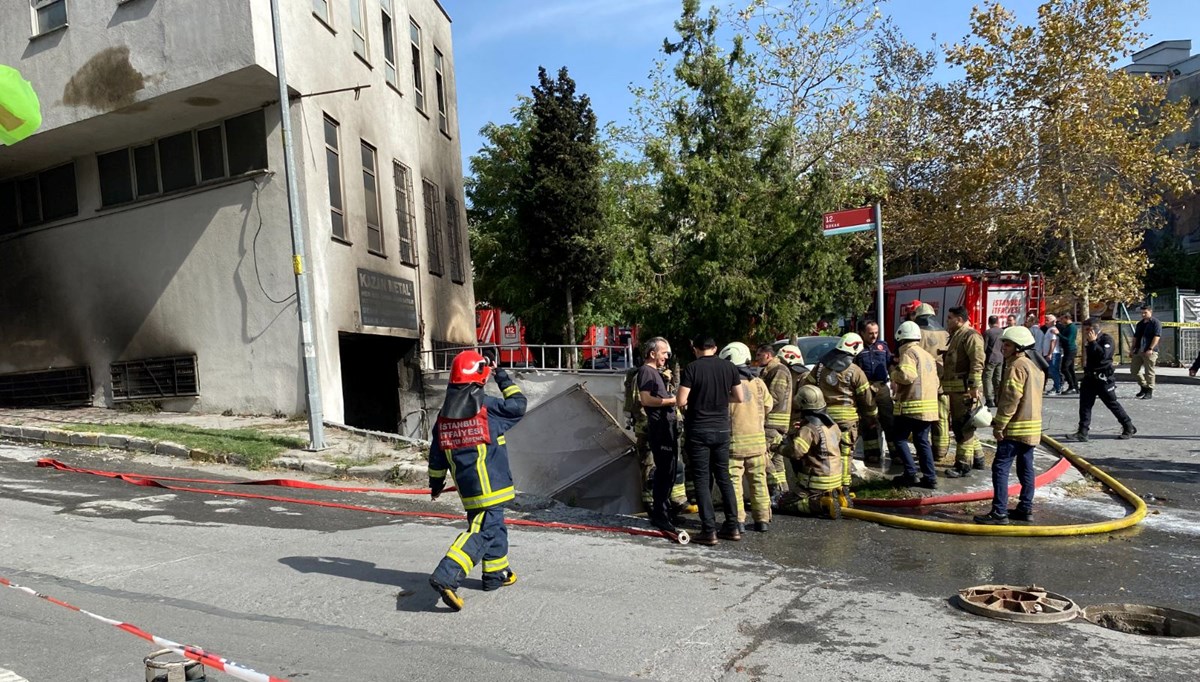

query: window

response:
[350,0,368,59]
[393,161,416,265]
[312,0,330,24]
[94,110,269,207]
[324,115,345,241]
[362,141,383,255]
[32,0,67,36]
[381,0,397,88]
[410,19,425,112]
[445,194,464,283]
[0,162,78,234]
[422,179,442,275]
[434,48,449,135]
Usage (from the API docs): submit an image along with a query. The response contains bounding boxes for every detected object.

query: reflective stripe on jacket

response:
[428,370,527,510]
[730,376,772,458]
[993,355,1044,445]
[801,362,877,426]
[788,420,842,491]
[759,358,793,434]
[891,342,939,421]
[942,325,985,393]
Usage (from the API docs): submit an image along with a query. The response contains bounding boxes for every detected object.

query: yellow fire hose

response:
[842,435,1147,537]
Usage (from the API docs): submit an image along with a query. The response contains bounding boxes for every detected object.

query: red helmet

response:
[450,350,492,385]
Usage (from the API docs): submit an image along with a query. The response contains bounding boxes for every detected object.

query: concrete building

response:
[0,0,474,435]
[1122,39,1200,254]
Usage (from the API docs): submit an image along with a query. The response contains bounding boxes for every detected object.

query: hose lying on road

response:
[841,435,1147,537]
[853,453,1073,508]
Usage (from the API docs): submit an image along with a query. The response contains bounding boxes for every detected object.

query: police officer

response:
[1069,318,1136,442]
[854,320,896,466]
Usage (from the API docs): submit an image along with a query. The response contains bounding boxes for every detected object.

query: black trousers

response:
[1079,374,1131,431]
[684,428,737,534]
[646,420,679,521]
[1061,352,1078,392]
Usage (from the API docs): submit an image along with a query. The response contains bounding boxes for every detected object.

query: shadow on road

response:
[279,555,466,613]
[1082,457,1200,485]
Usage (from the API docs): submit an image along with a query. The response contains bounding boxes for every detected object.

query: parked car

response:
[773,335,839,371]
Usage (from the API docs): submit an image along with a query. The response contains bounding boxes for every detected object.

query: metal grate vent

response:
[0,366,93,407]
[111,355,199,400]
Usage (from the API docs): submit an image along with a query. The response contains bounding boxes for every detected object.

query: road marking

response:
[0,668,31,682]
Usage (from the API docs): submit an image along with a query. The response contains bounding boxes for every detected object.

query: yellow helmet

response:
[914,303,936,318]
[777,344,804,366]
[796,385,826,411]
[835,333,864,357]
[1001,325,1036,349]
[719,341,752,366]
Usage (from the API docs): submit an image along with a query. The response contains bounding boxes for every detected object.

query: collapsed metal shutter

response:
[0,367,93,407]
[110,355,199,400]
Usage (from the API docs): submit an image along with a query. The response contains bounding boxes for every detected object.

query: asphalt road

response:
[1,383,1197,681]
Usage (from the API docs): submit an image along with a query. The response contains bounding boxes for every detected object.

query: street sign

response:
[822,206,875,236]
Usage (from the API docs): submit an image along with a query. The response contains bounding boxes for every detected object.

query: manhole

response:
[953,584,1079,623]
[1081,604,1200,637]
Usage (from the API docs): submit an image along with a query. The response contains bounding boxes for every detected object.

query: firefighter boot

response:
[482,569,517,592]
[945,463,972,478]
[430,577,464,612]
[972,455,987,470]
[821,492,842,520]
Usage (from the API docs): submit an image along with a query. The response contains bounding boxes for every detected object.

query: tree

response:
[944,0,1194,314]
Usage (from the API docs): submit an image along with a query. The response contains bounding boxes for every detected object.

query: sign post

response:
[823,205,886,339]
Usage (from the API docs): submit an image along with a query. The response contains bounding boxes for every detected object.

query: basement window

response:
[0,162,79,235]
[110,355,199,400]
[0,366,92,408]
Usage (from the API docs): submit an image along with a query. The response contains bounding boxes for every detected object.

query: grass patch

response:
[60,422,306,469]
[328,454,388,469]
[852,478,920,500]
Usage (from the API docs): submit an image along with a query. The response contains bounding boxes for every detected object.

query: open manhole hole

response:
[1081,604,1200,637]
[953,584,1079,623]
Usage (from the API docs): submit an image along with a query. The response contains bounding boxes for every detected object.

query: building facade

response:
[0,0,474,434]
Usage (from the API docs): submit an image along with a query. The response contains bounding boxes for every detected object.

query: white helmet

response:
[719,341,752,366]
[896,321,922,342]
[1001,325,1036,349]
[836,333,864,357]
[970,404,994,428]
[777,344,804,366]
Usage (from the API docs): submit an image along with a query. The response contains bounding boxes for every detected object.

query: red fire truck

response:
[475,308,534,365]
[882,270,1046,332]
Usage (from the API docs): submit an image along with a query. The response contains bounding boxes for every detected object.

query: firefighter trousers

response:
[931,394,950,461]
[765,429,789,489]
[431,506,510,591]
[948,392,981,467]
[728,453,771,524]
[836,421,858,488]
[774,489,839,518]
[862,382,898,464]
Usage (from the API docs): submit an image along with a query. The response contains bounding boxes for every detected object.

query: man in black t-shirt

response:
[677,335,745,545]
[1131,305,1162,399]
[638,336,681,533]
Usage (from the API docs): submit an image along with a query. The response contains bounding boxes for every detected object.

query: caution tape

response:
[0,576,288,682]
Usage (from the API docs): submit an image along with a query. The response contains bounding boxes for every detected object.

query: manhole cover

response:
[1081,604,1200,637]
[953,584,1079,623]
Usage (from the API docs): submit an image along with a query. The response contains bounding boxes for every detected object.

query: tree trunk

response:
[566,289,577,370]
[1080,281,1091,324]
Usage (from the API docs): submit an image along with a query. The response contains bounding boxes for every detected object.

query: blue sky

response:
[441,0,1200,173]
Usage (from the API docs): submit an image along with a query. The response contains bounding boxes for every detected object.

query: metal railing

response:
[422,344,636,374]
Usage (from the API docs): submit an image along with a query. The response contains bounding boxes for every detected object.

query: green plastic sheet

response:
[0,64,42,145]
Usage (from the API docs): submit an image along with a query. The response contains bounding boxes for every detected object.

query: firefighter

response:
[890,321,940,489]
[854,320,898,466]
[756,344,793,504]
[800,333,877,500]
[624,349,689,515]
[974,326,1046,524]
[428,350,526,611]
[912,302,951,463]
[942,306,987,478]
[774,385,842,519]
[721,342,773,532]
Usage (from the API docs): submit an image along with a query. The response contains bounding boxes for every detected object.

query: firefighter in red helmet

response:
[427,349,526,611]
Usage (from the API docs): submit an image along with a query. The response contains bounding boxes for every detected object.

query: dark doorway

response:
[338,332,416,433]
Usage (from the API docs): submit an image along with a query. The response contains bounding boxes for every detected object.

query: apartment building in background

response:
[0,0,474,435]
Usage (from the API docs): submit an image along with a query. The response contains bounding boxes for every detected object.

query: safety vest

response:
[994,354,1044,445]
[943,325,985,393]
[729,376,772,458]
[891,342,939,421]
[789,418,843,491]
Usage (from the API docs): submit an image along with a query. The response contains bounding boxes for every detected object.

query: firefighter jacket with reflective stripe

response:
[788,418,842,491]
[942,325,985,393]
[993,354,1044,445]
[428,369,527,511]
[759,358,793,436]
[801,359,876,425]
[623,367,646,435]
[891,341,939,421]
[730,376,772,458]
[916,316,950,391]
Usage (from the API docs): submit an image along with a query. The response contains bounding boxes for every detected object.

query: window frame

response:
[410,18,426,112]
[361,140,385,256]
[0,162,79,234]
[31,0,68,37]
[393,161,417,266]
[324,114,348,242]
[422,178,443,276]
[350,0,369,61]
[445,193,464,283]
[381,0,398,89]
[311,0,332,26]
[434,47,449,135]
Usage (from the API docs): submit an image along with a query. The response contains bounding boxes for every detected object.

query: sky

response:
[440,0,1200,174]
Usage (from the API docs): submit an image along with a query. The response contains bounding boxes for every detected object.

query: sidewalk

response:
[0,406,429,482]
[1111,365,1198,385]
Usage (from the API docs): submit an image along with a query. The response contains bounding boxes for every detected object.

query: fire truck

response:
[475,308,534,365]
[882,270,1046,332]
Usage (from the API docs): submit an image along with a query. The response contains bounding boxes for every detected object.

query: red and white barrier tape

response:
[0,576,288,682]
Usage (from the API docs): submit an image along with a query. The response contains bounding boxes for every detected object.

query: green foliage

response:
[60,422,306,469]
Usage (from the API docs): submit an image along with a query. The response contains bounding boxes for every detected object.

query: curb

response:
[1110,372,1197,385]
[0,424,428,484]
